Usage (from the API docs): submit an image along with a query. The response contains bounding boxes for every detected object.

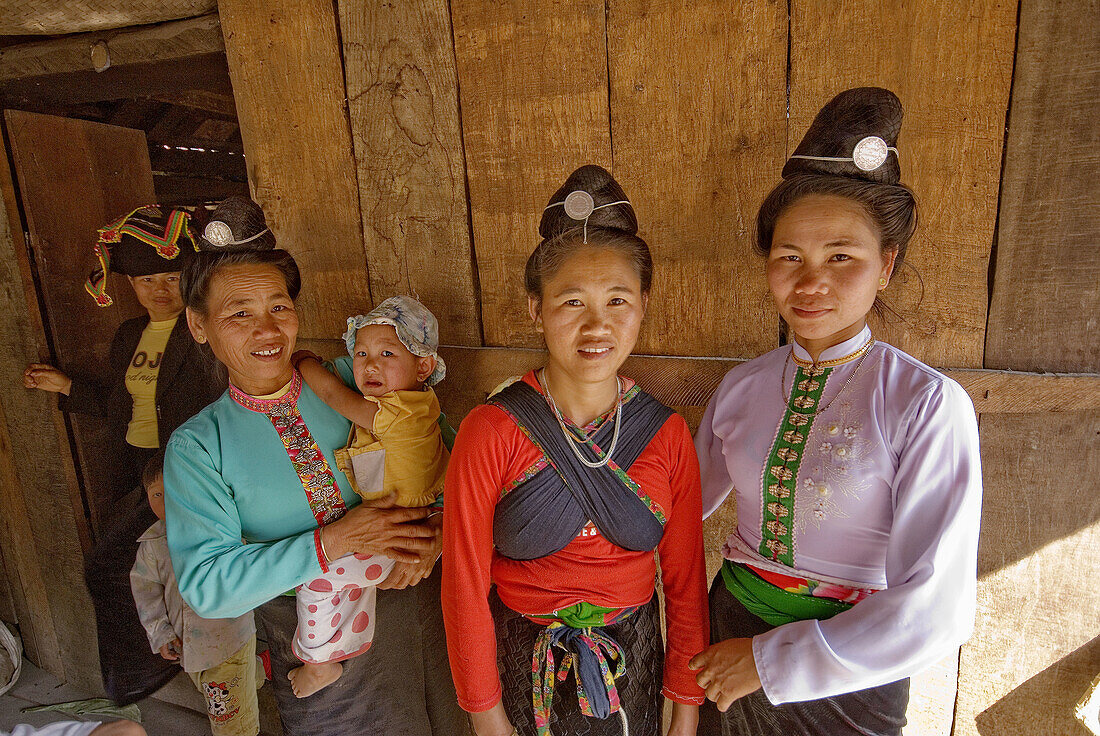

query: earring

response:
[197,336,206,343]
[878,277,888,288]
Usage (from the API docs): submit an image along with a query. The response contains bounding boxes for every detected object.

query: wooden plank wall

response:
[955,1,1100,734]
[0,135,99,692]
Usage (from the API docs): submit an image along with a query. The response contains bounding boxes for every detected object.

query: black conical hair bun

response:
[539,164,638,241]
[198,195,277,252]
[783,87,903,185]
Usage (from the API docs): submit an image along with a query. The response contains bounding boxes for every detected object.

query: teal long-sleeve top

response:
[164,361,362,619]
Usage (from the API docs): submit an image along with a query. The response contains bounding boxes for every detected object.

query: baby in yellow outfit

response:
[290,295,448,698]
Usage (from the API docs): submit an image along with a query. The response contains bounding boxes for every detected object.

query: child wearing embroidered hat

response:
[287,295,449,698]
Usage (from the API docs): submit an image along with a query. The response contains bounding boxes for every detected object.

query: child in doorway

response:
[130,451,261,736]
[288,295,449,698]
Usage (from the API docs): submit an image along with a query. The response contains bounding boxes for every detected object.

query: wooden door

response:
[4,109,157,537]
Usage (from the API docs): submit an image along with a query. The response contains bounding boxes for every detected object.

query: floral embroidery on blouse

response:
[228,372,348,526]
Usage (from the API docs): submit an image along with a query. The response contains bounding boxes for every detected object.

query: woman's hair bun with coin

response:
[527,164,652,299]
[181,196,301,313]
[756,86,918,270]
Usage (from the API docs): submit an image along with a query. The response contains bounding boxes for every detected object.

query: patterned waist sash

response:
[721,561,876,626]
[528,602,638,736]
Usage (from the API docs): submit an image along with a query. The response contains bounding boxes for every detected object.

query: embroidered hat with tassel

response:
[85,205,198,307]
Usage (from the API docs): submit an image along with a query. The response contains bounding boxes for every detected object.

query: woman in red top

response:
[442,165,709,736]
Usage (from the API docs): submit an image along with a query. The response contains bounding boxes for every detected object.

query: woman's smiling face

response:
[530,245,646,389]
[186,263,299,395]
[766,194,896,358]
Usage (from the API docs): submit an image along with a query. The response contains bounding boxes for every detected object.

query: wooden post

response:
[218,0,368,339]
[338,0,482,345]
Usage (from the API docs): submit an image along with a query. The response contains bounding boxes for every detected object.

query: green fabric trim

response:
[545,601,621,628]
[759,365,833,566]
[720,561,852,626]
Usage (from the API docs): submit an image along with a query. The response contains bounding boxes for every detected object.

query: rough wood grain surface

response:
[451,0,612,349]
[339,0,481,345]
[219,0,368,338]
[5,110,155,538]
[789,0,1017,369]
[607,0,785,358]
[985,0,1100,374]
[0,14,224,81]
[0,135,98,690]
[955,412,1100,736]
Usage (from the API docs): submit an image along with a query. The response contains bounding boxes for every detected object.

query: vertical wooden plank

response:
[985,0,1100,374]
[451,0,612,349]
[607,0,785,358]
[0,138,98,690]
[338,0,482,346]
[5,110,156,540]
[954,412,1100,736]
[789,0,1017,368]
[218,0,368,338]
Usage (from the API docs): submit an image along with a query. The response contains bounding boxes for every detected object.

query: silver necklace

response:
[780,340,875,416]
[540,368,623,469]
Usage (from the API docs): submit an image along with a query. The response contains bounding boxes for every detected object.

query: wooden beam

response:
[338,0,482,346]
[0,14,224,81]
[789,1,1017,369]
[607,1,785,357]
[297,341,1100,425]
[151,90,237,119]
[0,52,233,108]
[451,0,612,349]
[218,0,369,338]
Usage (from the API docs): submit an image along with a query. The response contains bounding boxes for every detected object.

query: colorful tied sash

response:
[489,379,673,732]
[530,603,636,736]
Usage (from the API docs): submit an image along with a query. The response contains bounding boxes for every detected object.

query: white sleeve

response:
[753,379,982,703]
[695,372,736,519]
[129,543,177,653]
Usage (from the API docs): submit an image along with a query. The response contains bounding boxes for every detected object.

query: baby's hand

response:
[159,637,182,661]
[290,350,322,370]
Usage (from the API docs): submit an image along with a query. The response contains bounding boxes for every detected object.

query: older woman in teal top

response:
[163,196,470,736]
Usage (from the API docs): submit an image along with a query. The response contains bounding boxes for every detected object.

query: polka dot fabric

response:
[292,552,395,665]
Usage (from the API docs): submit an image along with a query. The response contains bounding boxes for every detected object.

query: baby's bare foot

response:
[288,661,343,698]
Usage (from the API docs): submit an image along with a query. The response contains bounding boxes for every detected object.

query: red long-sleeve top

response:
[441,372,709,712]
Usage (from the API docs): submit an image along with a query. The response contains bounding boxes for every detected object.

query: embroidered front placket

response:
[759,365,833,567]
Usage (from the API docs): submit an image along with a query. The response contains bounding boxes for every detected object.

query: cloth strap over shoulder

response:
[490,380,673,560]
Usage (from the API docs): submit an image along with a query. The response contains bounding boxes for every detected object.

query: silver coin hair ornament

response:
[789,135,898,172]
[203,220,271,248]
[544,190,632,244]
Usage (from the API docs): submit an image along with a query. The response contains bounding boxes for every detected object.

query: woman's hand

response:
[666,701,699,735]
[468,702,514,736]
[688,637,762,712]
[322,502,436,564]
[23,363,72,395]
[378,512,442,590]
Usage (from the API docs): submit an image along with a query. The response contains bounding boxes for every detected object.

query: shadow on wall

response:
[976,636,1099,736]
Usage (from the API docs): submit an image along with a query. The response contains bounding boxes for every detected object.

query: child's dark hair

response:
[142,448,166,489]
[525,165,652,301]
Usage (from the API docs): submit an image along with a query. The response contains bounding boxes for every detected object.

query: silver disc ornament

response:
[852,136,889,171]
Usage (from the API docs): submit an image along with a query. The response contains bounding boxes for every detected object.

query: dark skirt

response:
[258,564,471,736]
[83,445,178,705]
[699,573,909,736]
[490,589,663,736]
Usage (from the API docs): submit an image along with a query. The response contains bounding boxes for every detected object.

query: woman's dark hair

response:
[181,249,302,314]
[754,173,918,271]
[142,448,166,488]
[525,164,653,300]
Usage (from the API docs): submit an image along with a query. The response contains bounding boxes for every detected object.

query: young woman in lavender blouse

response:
[690,88,983,736]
